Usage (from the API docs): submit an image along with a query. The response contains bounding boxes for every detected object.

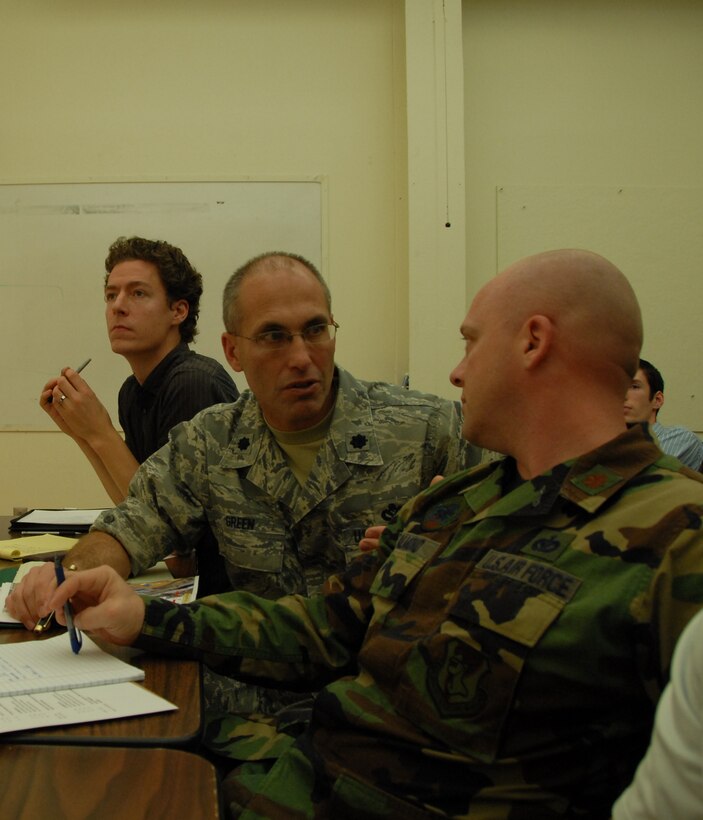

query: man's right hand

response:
[48,566,145,646]
[6,532,132,630]
[5,561,57,631]
[7,564,145,646]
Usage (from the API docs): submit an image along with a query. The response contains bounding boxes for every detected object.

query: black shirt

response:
[118,343,239,463]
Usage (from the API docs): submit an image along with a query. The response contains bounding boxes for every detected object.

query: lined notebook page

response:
[0,633,144,696]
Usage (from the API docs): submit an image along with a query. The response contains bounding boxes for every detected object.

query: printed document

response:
[0,633,176,733]
[0,681,176,734]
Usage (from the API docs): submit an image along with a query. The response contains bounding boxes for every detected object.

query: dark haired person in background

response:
[624,358,703,470]
[40,236,239,503]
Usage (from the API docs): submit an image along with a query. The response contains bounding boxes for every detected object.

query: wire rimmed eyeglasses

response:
[235,322,339,351]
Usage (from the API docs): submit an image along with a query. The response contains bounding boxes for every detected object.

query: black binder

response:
[9,508,108,536]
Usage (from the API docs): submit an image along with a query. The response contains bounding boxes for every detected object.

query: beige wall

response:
[0,0,408,514]
[2,0,701,515]
[462,0,703,432]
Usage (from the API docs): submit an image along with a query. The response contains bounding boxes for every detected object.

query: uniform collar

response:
[463,424,662,520]
[220,366,384,470]
[327,368,384,466]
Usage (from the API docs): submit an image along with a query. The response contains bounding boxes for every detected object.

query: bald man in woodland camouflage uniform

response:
[15,248,703,818]
[13,251,479,761]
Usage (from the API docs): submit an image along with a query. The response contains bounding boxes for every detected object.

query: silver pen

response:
[47,358,91,404]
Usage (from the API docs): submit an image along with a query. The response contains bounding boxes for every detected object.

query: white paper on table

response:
[0,583,21,624]
[12,509,107,527]
[0,633,145,696]
[0,681,176,734]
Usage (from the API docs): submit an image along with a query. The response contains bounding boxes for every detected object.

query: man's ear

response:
[652,390,664,412]
[520,314,553,370]
[171,299,189,325]
[221,332,244,373]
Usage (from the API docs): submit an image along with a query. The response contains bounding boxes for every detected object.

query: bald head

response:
[489,249,642,386]
[451,249,643,474]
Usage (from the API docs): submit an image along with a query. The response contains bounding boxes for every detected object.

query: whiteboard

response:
[0,180,322,430]
[497,185,703,430]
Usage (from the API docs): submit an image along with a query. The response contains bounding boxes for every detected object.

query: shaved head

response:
[487,249,642,388]
[451,249,643,476]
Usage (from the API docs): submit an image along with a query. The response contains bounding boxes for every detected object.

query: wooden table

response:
[0,744,221,819]
[0,517,203,748]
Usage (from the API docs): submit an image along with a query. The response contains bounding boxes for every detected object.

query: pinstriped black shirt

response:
[118,343,239,463]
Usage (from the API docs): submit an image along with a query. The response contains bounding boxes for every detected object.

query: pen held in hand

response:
[33,610,55,633]
[54,555,82,654]
[47,357,92,404]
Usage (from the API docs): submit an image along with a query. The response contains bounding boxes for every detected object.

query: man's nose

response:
[286,334,314,366]
[449,363,464,387]
[111,293,128,312]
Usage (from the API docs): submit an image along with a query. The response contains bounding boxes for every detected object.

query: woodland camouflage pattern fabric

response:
[95,365,480,758]
[136,424,703,818]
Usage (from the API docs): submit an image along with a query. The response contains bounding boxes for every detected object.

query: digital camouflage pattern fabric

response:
[95,365,481,759]
[95,366,479,591]
[136,424,703,818]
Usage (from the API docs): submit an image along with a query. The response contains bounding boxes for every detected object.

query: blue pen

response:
[54,555,82,654]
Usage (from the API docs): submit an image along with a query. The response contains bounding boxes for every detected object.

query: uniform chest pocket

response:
[330,489,419,553]
[219,523,287,573]
[394,553,580,763]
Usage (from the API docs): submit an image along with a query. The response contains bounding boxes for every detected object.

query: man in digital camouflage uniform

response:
[16,248,703,818]
[13,251,480,763]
